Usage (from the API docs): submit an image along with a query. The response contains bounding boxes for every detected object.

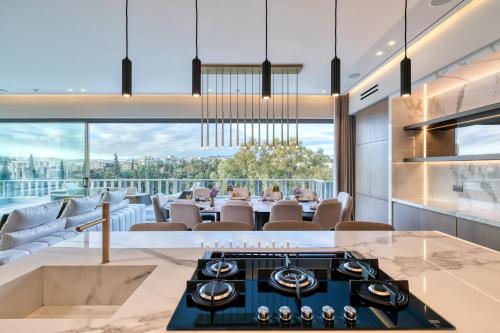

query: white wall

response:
[0,94,334,120]
[349,0,500,114]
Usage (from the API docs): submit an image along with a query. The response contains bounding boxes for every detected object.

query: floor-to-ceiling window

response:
[88,122,334,198]
[0,122,85,211]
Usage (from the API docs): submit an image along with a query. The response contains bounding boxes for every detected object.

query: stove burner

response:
[357,281,409,308]
[269,267,318,296]
[337,260,377,278]
[202,260,239,278]
[368,283,391,297]
[344,261,362,273]
[191,280,238,307]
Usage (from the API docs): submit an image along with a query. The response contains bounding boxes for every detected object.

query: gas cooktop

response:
[167,251,454,330]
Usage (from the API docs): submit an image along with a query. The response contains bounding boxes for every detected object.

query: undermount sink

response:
[0,265,155,319]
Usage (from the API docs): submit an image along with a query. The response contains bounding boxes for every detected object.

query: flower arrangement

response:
[209,187,219,198]
[292,186,302,198]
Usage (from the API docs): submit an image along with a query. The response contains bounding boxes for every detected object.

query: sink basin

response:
[0,265,155,319]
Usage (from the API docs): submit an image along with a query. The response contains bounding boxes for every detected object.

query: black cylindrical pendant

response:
[262,59,271,100]
[400,57,411,97]
[122,57,132,97]
[331,57,341,96]
[192,57,202,97]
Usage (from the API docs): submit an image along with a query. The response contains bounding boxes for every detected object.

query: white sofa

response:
[0,192,146,266]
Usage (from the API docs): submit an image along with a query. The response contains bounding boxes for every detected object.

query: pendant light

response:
[192,0,202,97]
[122,0,132,97]
[262,0,271,100]
[330,0,340,97]
[401,0,411,97]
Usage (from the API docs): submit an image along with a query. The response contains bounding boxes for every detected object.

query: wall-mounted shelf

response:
[404,102,500,131]
[403,154,500,162]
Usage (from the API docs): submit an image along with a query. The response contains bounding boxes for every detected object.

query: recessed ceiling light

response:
[67,88,73,92]
[388,40,396,46]
[80,88,86,92]
[429,0,453,7]
[348,73,361,79]
[376,51,384,56]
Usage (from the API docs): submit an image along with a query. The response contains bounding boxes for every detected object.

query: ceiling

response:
[0,0,468,95]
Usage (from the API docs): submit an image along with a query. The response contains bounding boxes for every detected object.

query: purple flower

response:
[209,187,219,198]
[293,186,302,196]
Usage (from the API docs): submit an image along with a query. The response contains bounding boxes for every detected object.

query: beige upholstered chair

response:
[298,188,316,201]
[169,202,202,229]
[337,192,353,221]
[230,187,251,200]
[175,199,195,204]
[220,204,254,228]
[263,221,322,231]
[269,203,303,222]
[335,221,395,231]
[320,198,338,204]
[262,188,283,201]
[225,200,251,206]
[275,199,299,205]
[129,222,188,231]
[192,222,252,231]
[192,187,210,200]
[312,201,342,230]
[153,193,169,222]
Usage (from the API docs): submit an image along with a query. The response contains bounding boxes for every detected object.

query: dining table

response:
[163,197,317,230]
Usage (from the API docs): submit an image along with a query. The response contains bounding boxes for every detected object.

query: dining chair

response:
[275,199,299,205]
[298,188,316,201]
[334,221,395,231]
[262,188,283,201]
[169,202,202,229]
[129,222,188,231]
[192,222,252,231]
[337,192,353,221]
[312,201,342,230]
[230,187,251,200]
[269,203,303,222]
[263,220,322,231]
[192,187,210,200]
[220,204,254,227]
[320,198,338,204]
[152,193,169,222]
[225,200,251,206]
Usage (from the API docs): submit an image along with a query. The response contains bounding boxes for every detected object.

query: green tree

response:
[112,153,121,175]
[28,154,37,178]
[0,156,11,180]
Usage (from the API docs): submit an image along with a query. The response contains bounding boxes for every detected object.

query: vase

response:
[209,197,215,207]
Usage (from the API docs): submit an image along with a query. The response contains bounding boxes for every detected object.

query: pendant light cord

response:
[125,0,129,58]
[265,0,268,60]
[334,0,337,58]
[195,0,199,57]
[404,0,407,58]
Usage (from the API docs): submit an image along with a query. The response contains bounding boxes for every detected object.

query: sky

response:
[0,122,334,161]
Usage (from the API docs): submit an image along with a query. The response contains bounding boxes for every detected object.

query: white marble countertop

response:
[392,198,500,228]
[1,231,500,332]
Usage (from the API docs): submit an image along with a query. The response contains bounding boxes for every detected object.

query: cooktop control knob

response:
[343,305,357,322]
[300,306,313,321]
[279,306,292,322]
[322,305,335,321]
[257,306,269,322]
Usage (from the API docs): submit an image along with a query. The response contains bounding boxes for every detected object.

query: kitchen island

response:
[0,231,499,332]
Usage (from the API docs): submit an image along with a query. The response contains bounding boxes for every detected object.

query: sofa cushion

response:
[0,249,30,265]
[11,241,49,254]
[1,200,64,233]
[65,209,102,229]
[101,189,127,205]
[61,194,101,217]
[110,199,130,213]
[0,217,66,250]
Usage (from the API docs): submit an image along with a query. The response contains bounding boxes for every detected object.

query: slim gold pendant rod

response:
[258,73,261,146]
[229,70,232,148]
[215,69,218,148]
[221,68,225,147]
[287,70,290,147]
[236,68,239,147]
[266,98,269,146]
[244,70,247,147]
[272,73,275,147]
[296,68,299,146]
[281,68,284,145]
[251,69,254,146]
[206,70,210,147]
[201,70,204,148]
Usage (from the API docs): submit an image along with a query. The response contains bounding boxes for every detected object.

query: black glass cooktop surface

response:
[167,252,454,330]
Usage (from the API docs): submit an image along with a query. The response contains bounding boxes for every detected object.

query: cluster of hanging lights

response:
[121,0,411,126]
